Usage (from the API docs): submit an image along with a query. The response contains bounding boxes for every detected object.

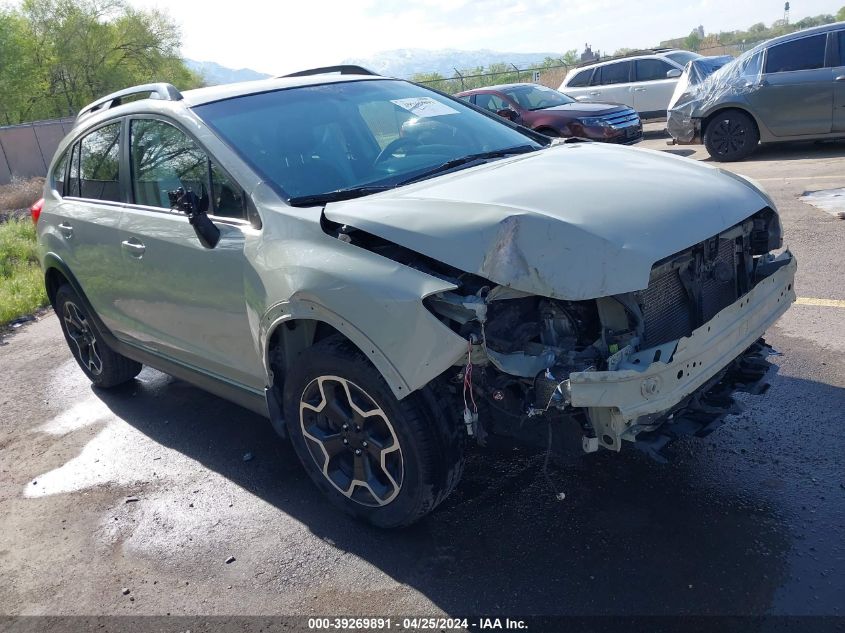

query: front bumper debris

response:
[569,252,796,452]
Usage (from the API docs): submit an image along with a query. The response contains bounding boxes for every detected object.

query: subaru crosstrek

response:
[35,66,796,527]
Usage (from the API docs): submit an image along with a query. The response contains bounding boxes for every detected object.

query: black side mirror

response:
[496,107,518,121]
[168,187,220,249]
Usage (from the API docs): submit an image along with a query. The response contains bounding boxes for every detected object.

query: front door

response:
[115,117,265,390]
[749,33,833,137]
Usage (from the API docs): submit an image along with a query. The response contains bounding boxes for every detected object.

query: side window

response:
[567,69,593,88]
[68,143,81,197]
[838,30,845,65]
[635,59,675,82]
[51,150,70,196]
[79,122,121,202]
[130,119,245,219]
[764,34,827,73]
[597,61,632,85]
[474,93,508,112]
[741,50,763,79]
[358,101,405,150]
[210,162,245,219]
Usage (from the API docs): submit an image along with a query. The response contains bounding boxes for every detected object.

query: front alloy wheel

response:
[283,335,466,527]
[300,375,403,507]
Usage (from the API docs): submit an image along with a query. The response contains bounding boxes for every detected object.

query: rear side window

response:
[474,93,509,113]
[51,151,69,196]
[79,122,121,202]
[130,119,245,220]
[567,69,593,87]
[764,34,827,73]
[838,30,845,65]
[635,59,674,82]
[597,61,632,85]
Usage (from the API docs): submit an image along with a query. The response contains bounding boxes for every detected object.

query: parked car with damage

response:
[456,83,642,143]
[667,22,845,161]
[559,49,703,119]
[34,65,796,528]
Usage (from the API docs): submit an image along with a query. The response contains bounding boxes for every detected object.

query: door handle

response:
[634,87,647,92]
[121,238,146,257]
[58,222,73,239]
[588,91,601,96]
[836,75,845,81]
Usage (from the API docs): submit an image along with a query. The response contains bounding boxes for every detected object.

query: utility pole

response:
[783,1,790,25]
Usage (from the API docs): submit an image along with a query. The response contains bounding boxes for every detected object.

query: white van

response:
[560,50,702,120]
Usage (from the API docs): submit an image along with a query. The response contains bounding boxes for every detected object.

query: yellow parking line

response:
[795,297,845,308]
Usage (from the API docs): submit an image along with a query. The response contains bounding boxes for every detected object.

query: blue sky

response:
[129,0,843,75]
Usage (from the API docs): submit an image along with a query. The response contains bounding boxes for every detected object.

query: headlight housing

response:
[579,117,612,128]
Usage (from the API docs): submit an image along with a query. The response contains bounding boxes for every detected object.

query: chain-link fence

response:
[0,117,75,186]
[417,64,572,95]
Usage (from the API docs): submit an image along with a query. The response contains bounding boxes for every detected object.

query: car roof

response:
[456,82,545,95]
[748,20,845,52]
[181,73,386,106]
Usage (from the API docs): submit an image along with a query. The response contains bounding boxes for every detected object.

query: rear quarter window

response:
[566,69,593,87]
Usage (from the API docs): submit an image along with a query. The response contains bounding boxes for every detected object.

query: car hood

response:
[324,142,771,300]
[539,102,626,115]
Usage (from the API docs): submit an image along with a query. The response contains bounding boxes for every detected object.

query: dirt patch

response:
[0,177,44,222]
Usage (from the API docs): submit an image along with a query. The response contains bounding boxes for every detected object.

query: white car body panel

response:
[325,142,773,300]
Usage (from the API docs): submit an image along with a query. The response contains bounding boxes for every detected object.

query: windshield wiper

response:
[396,145,538,186]
[287,145,538,206]
[288,185,393,207]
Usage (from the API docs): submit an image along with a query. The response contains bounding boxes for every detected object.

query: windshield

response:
[499,84,575,110]
[665,51,703,66]
[194,79,541,204]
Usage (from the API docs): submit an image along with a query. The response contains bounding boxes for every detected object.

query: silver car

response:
[37,66,796,527]
[668,22,845,161]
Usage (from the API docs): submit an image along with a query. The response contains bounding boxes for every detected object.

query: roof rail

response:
[75,83,183,125]
[573,48,680,69]
[281,65,381,78]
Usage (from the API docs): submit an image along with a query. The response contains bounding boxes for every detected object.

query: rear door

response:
[586,61,634,108]
[59,120,128,333]
[115,116,264,389]
[833,28,845,132]
[633,58,679,117]
[748,33,833,136]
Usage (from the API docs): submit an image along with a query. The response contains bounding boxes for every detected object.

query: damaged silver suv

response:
[37,66,796,527]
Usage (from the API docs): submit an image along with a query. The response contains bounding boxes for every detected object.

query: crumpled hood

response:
[324,142,772,300]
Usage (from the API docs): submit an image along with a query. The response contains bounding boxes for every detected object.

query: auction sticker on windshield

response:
[391,97,459,117]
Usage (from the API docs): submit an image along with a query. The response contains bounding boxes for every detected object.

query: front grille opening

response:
[636,237,740,348]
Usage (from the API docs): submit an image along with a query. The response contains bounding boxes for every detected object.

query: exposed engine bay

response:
[323,207,792,461]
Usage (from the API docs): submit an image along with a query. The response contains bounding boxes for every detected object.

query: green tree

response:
[0,0,202,124]
[836,5,845,20]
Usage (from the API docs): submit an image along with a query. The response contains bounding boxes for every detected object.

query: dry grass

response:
[0,177,45,219]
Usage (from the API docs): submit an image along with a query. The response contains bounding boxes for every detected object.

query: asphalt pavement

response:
[0,125,843,620]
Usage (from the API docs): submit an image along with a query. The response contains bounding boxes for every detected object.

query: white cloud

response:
[128,0,842,74]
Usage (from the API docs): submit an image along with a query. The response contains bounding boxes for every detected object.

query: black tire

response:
[55,284,142,388]
[703,110,759,162]
[283,336,465,528]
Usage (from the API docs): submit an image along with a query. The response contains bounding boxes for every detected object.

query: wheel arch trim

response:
[260,299,411,400]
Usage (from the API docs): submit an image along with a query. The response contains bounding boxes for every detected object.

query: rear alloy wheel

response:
[283,336,465,527]
[704,110,759,162]
[55,284,142,388]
